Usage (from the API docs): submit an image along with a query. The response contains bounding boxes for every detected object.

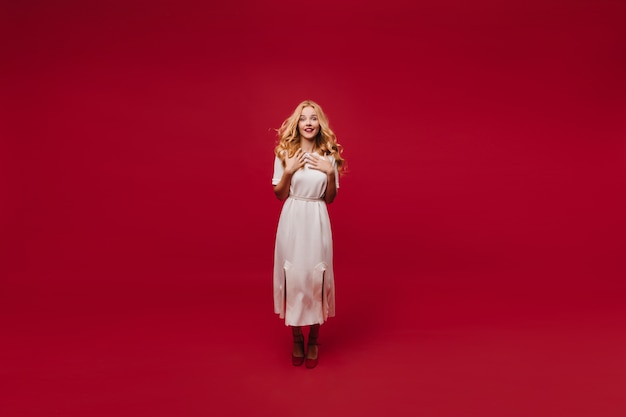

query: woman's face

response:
[298,106,320,141]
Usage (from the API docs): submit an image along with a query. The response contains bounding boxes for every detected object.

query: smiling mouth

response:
[304,128,314,133]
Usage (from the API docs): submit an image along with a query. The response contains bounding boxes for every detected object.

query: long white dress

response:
[272,153,339,326]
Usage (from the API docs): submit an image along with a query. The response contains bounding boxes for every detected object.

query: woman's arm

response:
[273,149,306,201]
[273,171,293,201]
[307,154,338,204]
[324,171,337,204]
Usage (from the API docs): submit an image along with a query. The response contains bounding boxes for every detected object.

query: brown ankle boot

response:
[292,332,305,366]
[305,333,319,369]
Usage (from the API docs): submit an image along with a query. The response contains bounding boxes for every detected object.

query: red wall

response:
[3,0,625,293]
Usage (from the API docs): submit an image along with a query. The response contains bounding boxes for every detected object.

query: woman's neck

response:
[300,139,316,153]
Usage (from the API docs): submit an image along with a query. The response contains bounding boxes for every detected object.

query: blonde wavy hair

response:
[274,100,345,174]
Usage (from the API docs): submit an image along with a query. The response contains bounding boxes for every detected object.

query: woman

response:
[272,100,345,369]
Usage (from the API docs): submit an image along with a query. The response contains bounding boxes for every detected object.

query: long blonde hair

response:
[274,100,345,173]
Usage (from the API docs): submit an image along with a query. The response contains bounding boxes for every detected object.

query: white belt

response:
[289,195,323,202]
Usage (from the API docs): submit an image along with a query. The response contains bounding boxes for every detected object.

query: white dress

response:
[272,153,339,326]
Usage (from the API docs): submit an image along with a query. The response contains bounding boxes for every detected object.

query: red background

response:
[2,1,626,416]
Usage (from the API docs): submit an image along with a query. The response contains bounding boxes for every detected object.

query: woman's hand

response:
[285,149,306,174]
[307,154,337,203]
[306,153,333,175]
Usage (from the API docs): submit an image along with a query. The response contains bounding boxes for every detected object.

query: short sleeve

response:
[272,156,284,185]
[329,155,340,189]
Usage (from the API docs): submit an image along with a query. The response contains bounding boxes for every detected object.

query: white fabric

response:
[272,154,339,326]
